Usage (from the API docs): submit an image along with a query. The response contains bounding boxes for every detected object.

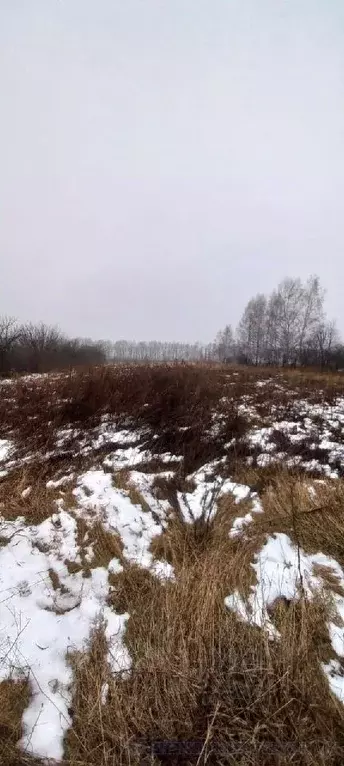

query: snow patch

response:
[74,469,172,574]
[177,462,252,526]
[0,439,12,463]
[0,513,130,761]
[225,532,344,700]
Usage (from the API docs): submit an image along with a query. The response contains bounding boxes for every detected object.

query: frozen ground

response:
[1,368,344,760]
[1,426,255,760]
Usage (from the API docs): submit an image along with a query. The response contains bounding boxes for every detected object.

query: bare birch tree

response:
[237,295,267,365]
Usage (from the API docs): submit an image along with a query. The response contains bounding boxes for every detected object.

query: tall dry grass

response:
[2,364,344,764]
[66,524,344,765]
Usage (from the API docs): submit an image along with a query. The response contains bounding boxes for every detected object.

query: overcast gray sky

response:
[0,0,343,342]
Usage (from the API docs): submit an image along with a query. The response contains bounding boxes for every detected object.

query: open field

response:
[2,364,344,765]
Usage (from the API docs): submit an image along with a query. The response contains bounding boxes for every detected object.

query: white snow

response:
[176,462,262,536]
[91,426,143,450]
[35,508,81,564]
[108,557,123,575]
[151,559,175,580]
[74,469,172,574]
[103,445,150,470]
[101,681,109,705]
[21,486,32,498]
[229,496,263,538]
[46,475,74,489]
[244,396,344,475]
[323,659,344,701]
[0,511,130,761]
[225,532,344,699]
[0,439,12,463]
[177,462,251,525]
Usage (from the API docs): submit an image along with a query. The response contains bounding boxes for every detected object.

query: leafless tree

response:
[311,320,339,368]
[264,292,283,365]
[274,278,304,365]
[0,316,21,373]
[20,323,62,372]
[215,325,234,362]
[234,275,334,368]
[297,275,325,359]
[237,295,267,365]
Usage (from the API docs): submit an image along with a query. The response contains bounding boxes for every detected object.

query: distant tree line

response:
[0,318,108,376]
[111,340,218,363]
[1,276,343,375]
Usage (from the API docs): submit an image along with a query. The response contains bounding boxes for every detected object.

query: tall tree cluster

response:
[216,275,343,368]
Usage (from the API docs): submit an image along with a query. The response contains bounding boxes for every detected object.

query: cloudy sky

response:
[1,0,343,342]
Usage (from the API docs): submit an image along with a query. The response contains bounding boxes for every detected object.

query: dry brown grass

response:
[3,598,344,765]
[1,362,344,481]
[75,517,124,574]
[0,680,29,765]
[0,364,251,477]
[3,364,344,765]
[0,466,65,523]
[231,462,304,492]
[63,478,344,764]
[248,474,344,571]
[65,538,344,765]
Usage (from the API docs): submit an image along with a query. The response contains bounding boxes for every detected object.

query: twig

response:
[196,702,220,765]
[290,484,304,597]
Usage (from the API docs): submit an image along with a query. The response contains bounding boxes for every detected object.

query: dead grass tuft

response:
[73,517,124,573]
[0,466,64,523]
[0,680,41,766]
[251,475,344,570]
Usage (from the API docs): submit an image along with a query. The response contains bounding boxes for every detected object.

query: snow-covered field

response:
[1,366,344,763]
